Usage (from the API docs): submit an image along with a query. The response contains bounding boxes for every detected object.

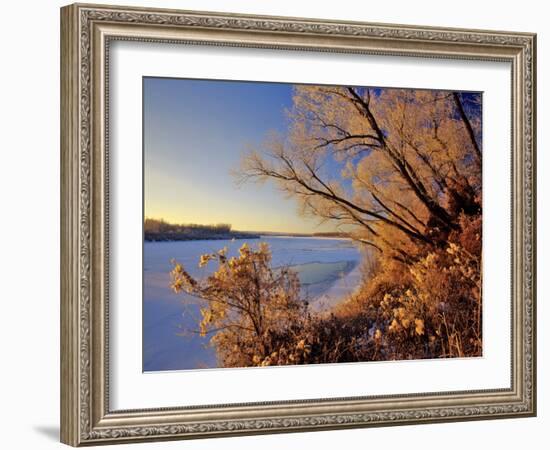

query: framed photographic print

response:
[60,3,537,446]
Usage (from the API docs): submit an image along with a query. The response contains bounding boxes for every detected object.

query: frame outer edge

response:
[61,2,537,445]
[533,34,537,416]
[61,4,81,447]
[528,33,536,416]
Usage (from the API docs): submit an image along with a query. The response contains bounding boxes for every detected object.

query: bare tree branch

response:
[452,92,482,163]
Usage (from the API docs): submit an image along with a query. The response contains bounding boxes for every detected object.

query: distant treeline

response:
[144,218,351,242]
[144,218,259,242]
[145,218,232,234]
[252,231,350,238]
[312,231,350,238]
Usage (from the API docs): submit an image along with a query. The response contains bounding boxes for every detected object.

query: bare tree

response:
[238,86,481,263]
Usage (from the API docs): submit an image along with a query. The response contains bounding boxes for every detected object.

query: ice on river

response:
[143,236,367,371]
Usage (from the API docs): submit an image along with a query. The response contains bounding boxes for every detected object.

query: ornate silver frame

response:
[60,3,536,446]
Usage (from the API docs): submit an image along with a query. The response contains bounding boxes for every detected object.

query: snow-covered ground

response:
[143,236,366,371]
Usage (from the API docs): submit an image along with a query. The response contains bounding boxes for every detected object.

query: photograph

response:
[143,78,483,372]
[57,2,537,446]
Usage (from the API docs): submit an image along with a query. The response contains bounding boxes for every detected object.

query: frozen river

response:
[143,236,365,371]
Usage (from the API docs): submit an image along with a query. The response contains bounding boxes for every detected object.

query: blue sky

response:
[143,77,339,233]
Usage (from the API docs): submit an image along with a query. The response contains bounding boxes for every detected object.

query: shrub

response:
[170,242,309,367]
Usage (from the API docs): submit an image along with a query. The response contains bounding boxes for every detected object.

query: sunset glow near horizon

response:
[143,77,342,234]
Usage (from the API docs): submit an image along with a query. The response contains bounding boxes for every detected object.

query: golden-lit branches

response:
[239,86,482,263]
